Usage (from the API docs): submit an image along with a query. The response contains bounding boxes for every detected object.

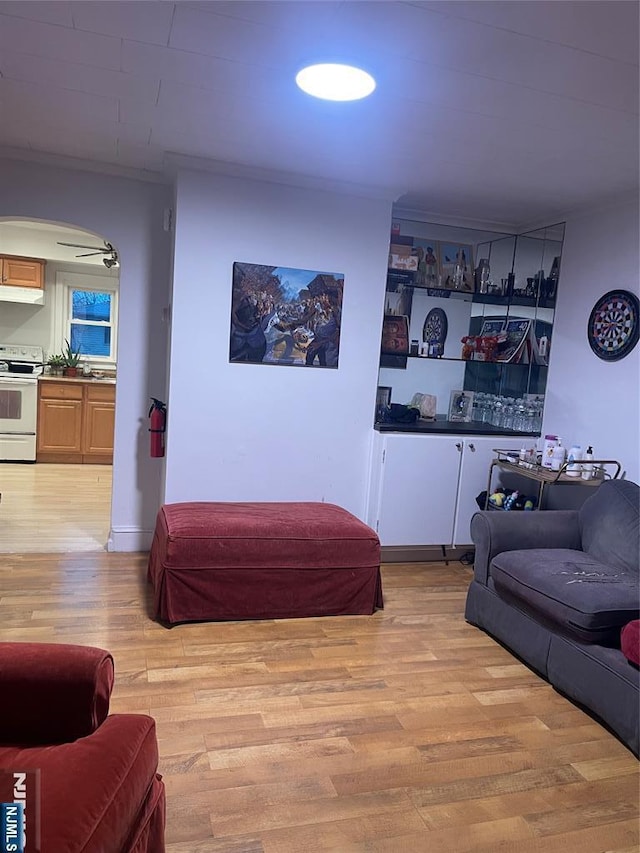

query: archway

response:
[0,218,119,552]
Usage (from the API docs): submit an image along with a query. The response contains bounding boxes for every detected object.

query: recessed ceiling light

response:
[295,64,376,101]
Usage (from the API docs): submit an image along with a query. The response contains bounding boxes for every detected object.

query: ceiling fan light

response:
[295,64,376,101]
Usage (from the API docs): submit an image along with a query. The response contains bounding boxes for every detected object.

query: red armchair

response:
[0,643,165,853]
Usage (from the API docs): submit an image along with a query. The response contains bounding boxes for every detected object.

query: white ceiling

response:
[0,0,637,228]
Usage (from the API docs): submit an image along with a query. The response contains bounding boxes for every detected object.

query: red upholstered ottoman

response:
[147,501,383,625]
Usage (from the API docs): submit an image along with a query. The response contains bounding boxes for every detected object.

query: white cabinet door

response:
[375,434,462,546]
[365,430,385,531]
[452,436,527,546]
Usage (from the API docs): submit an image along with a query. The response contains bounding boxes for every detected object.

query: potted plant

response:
[47,354,65,376]
[62,339,82,377]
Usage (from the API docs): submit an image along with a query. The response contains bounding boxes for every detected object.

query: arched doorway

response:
[0,218,119,552]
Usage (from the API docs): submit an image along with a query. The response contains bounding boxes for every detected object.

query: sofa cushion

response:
[621,620,640,666]
[0,714,160,853]
[548,634,640,757]
[491,548,640,645]
[579,479,639,575]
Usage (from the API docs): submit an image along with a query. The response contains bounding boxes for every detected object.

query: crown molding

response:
[164,152,401,203]
[391,204,518,235]
[0,146,168,186]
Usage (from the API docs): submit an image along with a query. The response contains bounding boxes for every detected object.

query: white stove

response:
[0,343,44,462]
[0,344,44,377]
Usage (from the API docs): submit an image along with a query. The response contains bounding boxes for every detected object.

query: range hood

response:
[0,286,45,305]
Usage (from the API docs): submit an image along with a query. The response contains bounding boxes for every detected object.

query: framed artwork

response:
[384,287,412,318]
[587,289,639,362]
[412,240,440,287]
[495,318,532,363]
[448,390,474,422]
[438,242,474,292]
[479,318,505,337]
[381,315,409,354]
[229,262,344,368]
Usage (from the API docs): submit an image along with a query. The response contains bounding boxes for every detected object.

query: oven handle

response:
[0,380,38,387]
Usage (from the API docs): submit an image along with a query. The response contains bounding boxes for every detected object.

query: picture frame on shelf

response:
[381,315,409,355]
[448,390,474,422]
[412,241,440,287]
[388,253,419,272]
[375,386,392,422]
[438,242,474,293]
[479,318,505,337]
[495,318,532,363]
[384,287,412,318]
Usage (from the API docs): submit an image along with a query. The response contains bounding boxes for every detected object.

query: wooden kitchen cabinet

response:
[1,255,45,289]
[83,384,116,461]
[37,380,115,464]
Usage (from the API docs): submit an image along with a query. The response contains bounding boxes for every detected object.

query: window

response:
[69,289,114,358]
[55,271,118,365]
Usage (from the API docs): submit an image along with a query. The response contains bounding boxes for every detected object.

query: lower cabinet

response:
[452,436,525,545]
[37,381,115,464]
[367,432,526,547]
[83,386,116,460]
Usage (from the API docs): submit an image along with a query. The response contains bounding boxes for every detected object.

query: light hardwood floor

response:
[0,463,112,552]
[0,553,637,852]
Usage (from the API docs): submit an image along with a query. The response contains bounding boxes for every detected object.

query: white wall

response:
[165,170,392,519]
[0,159,173,549]
[543,193,640,483]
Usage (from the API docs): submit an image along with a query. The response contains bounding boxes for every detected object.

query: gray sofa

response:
[465,478,639,756]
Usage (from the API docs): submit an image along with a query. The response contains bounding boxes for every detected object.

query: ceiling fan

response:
[57,240,119,268]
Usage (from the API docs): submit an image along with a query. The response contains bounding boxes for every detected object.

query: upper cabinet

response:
[377,218,565,434]
[0,255,46,289]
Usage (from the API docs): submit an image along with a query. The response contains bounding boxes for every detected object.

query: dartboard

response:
[423,308,448,347]
[588,289,639,362]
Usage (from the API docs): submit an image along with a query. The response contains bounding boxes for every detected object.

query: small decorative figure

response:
[461,336,476,360]
[424,246,438,284]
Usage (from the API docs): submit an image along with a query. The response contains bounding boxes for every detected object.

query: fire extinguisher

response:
[148,398,167,458]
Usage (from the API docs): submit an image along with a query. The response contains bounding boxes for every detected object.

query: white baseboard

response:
[107,527,154,552]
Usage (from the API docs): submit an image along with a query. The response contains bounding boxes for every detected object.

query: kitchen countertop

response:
[39,374,116,385]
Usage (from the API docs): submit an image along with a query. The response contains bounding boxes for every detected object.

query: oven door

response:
[0,377,38,435]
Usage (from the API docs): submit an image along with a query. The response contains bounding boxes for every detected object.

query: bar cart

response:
[484,449,622,511]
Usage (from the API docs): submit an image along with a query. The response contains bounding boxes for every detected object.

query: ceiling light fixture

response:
[295,63,376,101]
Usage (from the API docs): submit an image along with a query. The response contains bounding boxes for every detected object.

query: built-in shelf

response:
[380,218,565,423]
[381,352,549,367]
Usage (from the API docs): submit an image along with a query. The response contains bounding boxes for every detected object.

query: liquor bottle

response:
[581,446,594,480]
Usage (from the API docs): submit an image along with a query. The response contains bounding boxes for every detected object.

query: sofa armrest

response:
[0,643,114,745]
[470,509,582,585]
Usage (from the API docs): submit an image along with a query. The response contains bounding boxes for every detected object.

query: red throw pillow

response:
[621,620,640,667]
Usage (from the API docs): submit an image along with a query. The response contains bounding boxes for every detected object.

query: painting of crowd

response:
[229,262,344,368]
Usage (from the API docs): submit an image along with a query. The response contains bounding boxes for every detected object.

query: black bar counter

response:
[374,415,539,437]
